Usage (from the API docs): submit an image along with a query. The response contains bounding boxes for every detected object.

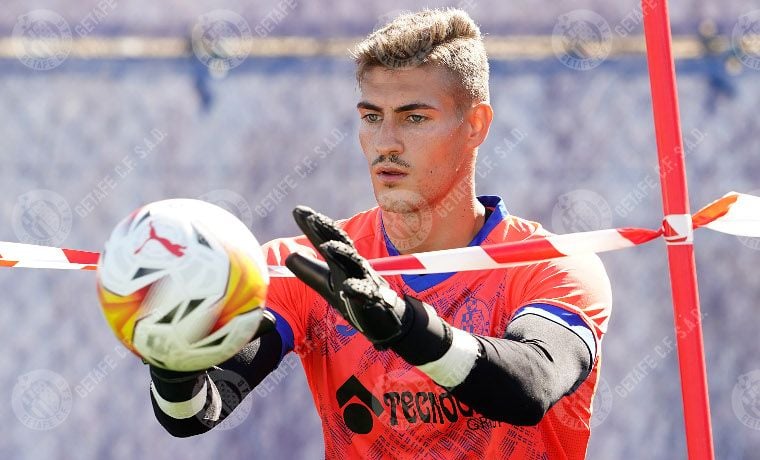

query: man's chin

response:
[375,187,431,214]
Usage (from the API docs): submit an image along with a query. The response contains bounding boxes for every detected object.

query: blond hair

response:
[353,8,490,104]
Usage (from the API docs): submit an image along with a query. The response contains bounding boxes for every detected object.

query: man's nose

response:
[375,118,403,157]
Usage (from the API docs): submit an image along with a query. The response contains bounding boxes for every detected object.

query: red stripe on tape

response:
[63,248,100,264]
[482,238,564,263]
[369,254,426,272]
[691,194,738,229]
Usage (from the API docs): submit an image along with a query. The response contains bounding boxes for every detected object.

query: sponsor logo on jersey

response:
[336,374,475,434]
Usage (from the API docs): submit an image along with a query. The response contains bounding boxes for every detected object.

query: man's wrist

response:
[389,296,453,366]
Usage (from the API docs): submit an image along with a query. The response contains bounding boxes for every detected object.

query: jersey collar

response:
[381,195,509,293]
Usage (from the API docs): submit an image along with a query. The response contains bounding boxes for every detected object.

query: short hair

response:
[353,8,490,105]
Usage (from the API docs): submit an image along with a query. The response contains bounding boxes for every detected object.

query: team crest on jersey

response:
[453,296,491,334]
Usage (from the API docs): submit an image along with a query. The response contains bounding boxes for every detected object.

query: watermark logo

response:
[12,369,72,430]
[552,189,612,234]
[552,10,612,71]
[554,377,613,431]
[732,370,760,430]
[197,368,253,430]
[12,10,72,70]
[192,10,252,76]
[732,11,760,70]
[377,189,433,253]
[199,189,254,230]
[12,189,72,246]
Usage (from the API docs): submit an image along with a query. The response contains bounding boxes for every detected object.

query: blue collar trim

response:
[382,195,509,293]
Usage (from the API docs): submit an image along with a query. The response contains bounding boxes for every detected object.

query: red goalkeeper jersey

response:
[263,196,612,460]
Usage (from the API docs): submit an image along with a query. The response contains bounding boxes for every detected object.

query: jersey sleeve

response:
[262,237,317,358]
[507,254,612,364]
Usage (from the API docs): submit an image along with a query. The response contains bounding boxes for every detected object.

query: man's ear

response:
[464,102,493,150]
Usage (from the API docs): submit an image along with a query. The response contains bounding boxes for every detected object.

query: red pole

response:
[641,1,715,458]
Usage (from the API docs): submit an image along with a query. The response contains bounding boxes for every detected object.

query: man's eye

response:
[362,113,381,123]
[407,114,426,123]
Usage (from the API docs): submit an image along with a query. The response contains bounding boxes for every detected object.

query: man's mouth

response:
[375,167,409,183]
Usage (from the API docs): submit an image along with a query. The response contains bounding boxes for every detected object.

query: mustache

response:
[371,155,411,168]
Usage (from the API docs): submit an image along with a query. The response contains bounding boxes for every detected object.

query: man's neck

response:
[382,192,487,255]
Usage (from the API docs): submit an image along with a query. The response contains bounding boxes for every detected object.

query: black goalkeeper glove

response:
[285,206,452,365]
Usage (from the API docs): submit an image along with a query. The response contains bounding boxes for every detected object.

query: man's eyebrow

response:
[357,101,438,112]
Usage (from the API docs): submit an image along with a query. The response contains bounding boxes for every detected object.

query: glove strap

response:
[389,296,453,366]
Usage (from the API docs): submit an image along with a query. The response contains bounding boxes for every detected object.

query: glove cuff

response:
[389,296,453,366]
[149,366,206,403]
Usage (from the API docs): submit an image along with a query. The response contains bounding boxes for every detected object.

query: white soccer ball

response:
[96,199,269,372]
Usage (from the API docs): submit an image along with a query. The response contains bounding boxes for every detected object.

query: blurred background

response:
[0,0,758,458]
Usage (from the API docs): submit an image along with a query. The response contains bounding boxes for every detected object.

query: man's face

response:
[357,65,473,213]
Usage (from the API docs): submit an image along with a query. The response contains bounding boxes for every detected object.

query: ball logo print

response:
[732,11,760,70]
[12,189,72,246]
[12,370,73,430]
[376,189,433,252]
[552,10,612,71]
[12,10,72,70]
[192,10,252,75]
[732,370,760,430]
[198,189,254,230]
[336,375,384,435]
[133,221,187,258]
[552,189,613,234]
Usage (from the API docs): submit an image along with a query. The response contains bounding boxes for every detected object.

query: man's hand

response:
[284,206,413,349]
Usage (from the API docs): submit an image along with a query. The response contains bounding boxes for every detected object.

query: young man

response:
[149,9,612,459]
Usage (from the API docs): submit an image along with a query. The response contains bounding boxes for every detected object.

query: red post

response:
[641,1,715,458]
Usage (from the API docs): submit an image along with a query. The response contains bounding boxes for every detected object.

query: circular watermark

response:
[12,10,72,71]
[552,189,613,234]
[191,10,252,75]
[196,368,253,430]
[732,11,760,70]
[371,369,433,432]
[737,189,760,250]
[198,189,254,230]
[732,370,760,430]
[552,10,612,71]
[12,369,72,430]
[553,377,613,431]
[377,189,433,253]
[12,189,73,246]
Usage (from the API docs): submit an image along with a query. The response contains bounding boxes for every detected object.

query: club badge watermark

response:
[732,370,760,430]
[377,189,433,253]
[732,11,760,70]
[196,368,253,430]
[12,189,73,246]
[198,189,254,230]
[12,10,72,71]
[552,189,613,234]
[553,10,612,71]
[12,369,72,430]
[192,10,252,76]
[737,189,760,250]
[554,377,613,431]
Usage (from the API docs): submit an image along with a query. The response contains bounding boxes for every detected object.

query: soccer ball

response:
[96,199,269,372]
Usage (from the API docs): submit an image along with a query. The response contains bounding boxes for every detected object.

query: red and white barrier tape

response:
[1,192,758,276]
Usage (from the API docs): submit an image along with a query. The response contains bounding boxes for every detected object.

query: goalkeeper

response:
[149,8,612,459]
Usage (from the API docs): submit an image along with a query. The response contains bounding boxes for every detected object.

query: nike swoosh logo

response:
[336,324,359,337]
